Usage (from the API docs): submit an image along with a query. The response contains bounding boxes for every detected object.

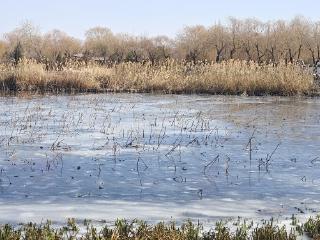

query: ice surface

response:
[0,94,319,225]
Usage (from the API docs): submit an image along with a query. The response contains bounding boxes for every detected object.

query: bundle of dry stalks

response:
[0,58,317,95]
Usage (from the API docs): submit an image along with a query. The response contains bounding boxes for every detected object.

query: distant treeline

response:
[1,16,320,67]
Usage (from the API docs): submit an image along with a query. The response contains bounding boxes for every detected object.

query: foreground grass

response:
[0,59,318,96]
[1,215,320,240]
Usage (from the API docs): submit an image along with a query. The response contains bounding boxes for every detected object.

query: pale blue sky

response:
[0,0,318,39]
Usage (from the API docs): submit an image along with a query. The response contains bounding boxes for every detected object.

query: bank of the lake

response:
[1,59,319,96]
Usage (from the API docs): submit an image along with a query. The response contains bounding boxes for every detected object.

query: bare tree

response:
[265,21,279,64]
[238,19,265,62]
[208,24,228,62]
[42,30,81,68]
[4,21,42,60]
[227,18,241,59]
[175,25,209,63]
[280,17,309,63]
[85,27,115,63]
[305,21,320,64]
[152,36,173,61]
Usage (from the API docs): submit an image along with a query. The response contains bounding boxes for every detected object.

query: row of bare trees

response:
[176,17,320,65]
[1,17,320,66]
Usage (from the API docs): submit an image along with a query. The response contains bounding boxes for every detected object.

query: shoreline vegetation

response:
[0,59,319,96]
[1,17,320,96]
[0,215,320,240]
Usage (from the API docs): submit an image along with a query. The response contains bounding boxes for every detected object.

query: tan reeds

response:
[0,59,317,95]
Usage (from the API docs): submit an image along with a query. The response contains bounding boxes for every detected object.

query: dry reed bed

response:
[0,59,318,96]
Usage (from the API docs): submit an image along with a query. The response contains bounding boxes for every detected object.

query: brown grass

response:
[0,218,300,240]
[0,59,318,96]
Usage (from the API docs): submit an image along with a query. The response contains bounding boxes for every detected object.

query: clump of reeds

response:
[0,59,318,95]
[304,215,320,239]
[0,59,103,93]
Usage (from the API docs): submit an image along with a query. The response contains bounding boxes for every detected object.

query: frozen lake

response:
[0,94,319,225]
